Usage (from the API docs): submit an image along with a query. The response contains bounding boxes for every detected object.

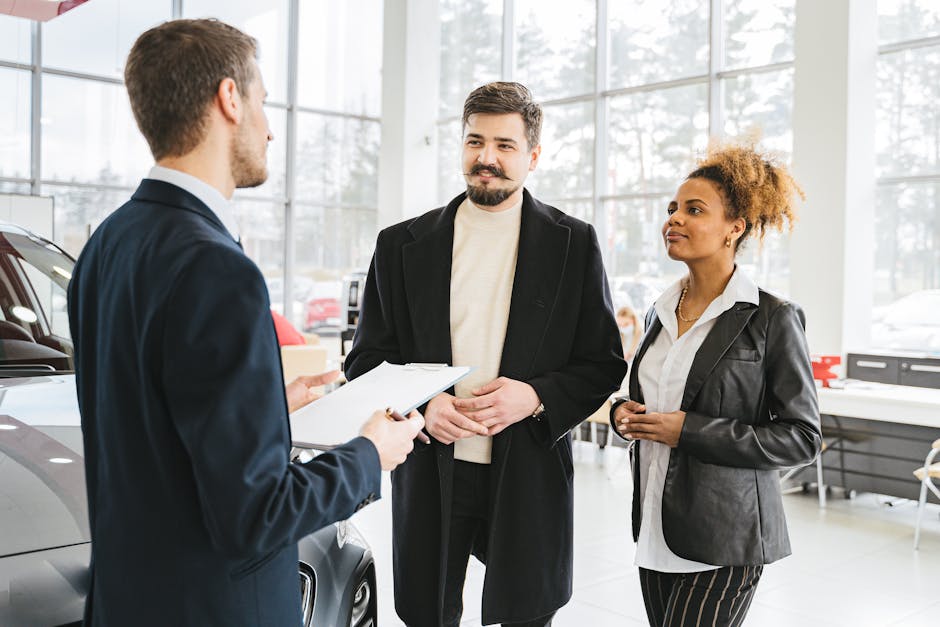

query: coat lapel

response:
[401,195,462,364]
[680,303,757,409]
[498,190,570,380]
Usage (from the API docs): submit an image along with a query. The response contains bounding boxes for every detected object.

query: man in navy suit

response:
[67,19,423,626]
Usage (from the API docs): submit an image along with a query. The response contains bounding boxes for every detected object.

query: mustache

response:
[464,164,513,181]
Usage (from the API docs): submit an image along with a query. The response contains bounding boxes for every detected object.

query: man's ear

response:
[528,144,542,172]
[217,77,241,125]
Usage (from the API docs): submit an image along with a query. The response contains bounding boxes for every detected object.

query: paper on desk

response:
[289,361,472,449]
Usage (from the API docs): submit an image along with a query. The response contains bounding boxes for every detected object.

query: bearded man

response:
[345,81,626,627]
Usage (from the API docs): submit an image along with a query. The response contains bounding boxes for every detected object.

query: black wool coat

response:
[345,190,627,625]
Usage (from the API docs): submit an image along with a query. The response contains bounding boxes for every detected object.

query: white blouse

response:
[634,268,759,573]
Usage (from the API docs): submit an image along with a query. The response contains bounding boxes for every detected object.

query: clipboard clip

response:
[403,362,449,371]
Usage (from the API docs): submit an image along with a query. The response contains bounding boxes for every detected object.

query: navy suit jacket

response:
[68,179,381,626]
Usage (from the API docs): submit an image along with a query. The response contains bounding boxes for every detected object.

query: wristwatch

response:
[531,402,545,419]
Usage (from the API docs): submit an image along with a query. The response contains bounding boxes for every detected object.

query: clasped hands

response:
[424,377,540,444]
[285,372,539,445]
[613,400,686,448]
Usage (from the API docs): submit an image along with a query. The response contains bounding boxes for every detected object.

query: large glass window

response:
[46,185,131,258]
[607,84,709,197]
[293,205,375,334]
[531,102,594,203]
[514,0,595,101]
[873,1,940,351]
[878,0,940,44]
[605,196,683,311]
[0,68,31,181]
[722,0,795,69]
[293,111,380,332]
[41,75,151,187]
[42,0,170,78]
[437,0,797,299]
[876,46,940,179]
[0,183,30,195]
[608,0,709,89]
[438,0,502,118]
[183,0,290,104]
[297,0,383,116]
[233,198,285,284]
[4,0,384,345]
[0,14,32,64]
[437,119,464,205]
[722,68,794,158]
[295,114,380,208]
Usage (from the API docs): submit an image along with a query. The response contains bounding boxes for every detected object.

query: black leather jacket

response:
[611,289,821,566]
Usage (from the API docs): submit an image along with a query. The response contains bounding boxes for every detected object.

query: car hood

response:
[0,375,89,557]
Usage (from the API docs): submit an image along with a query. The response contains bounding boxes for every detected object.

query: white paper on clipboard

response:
[289,361,473,449]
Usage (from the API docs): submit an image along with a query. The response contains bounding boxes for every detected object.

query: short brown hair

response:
[462,82,543,149]
[687,140,804,251]
[124,19,258,160]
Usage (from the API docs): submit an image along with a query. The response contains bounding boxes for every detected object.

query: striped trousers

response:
[638,565,762,627]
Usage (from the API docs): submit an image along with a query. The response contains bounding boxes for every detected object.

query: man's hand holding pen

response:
[386,407,431,444]
[359,409,425,470]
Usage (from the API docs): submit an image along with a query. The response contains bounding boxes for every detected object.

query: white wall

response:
[0,194,54,240]
[790,0,876,356]
[378,0,441,229]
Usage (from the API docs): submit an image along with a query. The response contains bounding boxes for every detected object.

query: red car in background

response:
[304,297,342,333]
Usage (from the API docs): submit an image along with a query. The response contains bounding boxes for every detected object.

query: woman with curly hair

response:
[610,142,822,627]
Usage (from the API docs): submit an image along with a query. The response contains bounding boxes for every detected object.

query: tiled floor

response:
[348,442,940,627]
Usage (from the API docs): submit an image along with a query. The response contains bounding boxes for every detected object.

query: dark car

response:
[0,224,376,627]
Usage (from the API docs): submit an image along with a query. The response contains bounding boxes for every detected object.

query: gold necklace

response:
[677,285,700,322]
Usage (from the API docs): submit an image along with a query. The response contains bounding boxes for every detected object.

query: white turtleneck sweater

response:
[450,196,522,464]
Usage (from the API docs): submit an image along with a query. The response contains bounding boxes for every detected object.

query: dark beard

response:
[466,183,520,206]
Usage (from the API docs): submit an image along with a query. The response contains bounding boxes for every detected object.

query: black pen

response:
[385,407,431,444]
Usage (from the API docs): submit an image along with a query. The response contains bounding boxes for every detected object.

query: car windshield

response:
[0,229,74,375]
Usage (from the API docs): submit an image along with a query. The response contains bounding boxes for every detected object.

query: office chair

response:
[913,438,940,550]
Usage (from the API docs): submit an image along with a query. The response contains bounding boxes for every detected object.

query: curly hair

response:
[687,140,804,250]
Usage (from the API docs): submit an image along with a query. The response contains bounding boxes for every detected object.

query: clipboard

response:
[289,361,473,449]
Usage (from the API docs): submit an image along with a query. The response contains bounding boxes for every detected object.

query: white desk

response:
[817,383,940,429]
[804,383,940,502]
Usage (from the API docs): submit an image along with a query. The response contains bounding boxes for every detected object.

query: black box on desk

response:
[847,352,940,389]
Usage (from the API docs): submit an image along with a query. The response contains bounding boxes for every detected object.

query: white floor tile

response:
[349,447,940,627]
[887,601,940,626]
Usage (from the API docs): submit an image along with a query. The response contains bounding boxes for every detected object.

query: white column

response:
[378,0,441,229]
[790,0,877,356]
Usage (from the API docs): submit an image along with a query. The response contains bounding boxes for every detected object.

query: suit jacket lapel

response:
[680,303,757,409]
[498,190,570,380]
[629,312,662,403]
[401,195,462,364]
